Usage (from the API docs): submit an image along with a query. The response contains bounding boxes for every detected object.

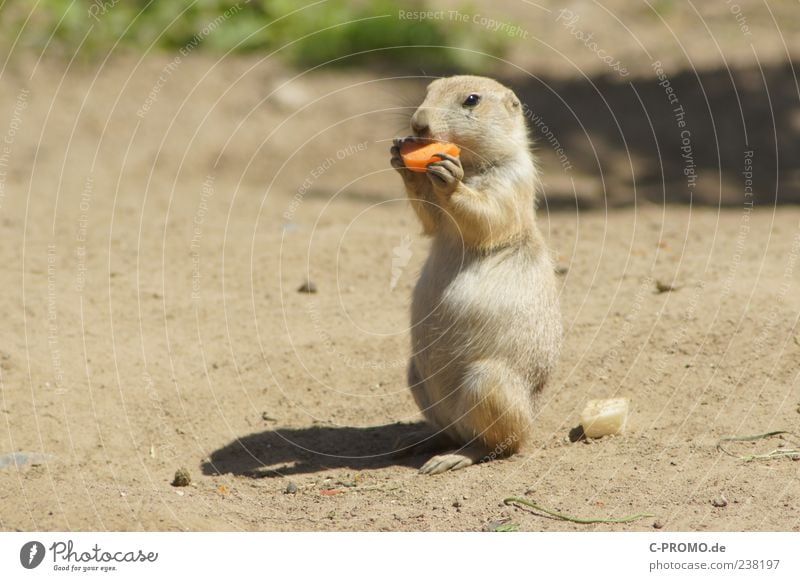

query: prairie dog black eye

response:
[462,94,481,108]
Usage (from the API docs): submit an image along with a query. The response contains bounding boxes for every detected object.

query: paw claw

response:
[390,143,407,172]
[431,152,459,164]
[419,452,474,475]
[426,164,449,183]
[425,154,463,193]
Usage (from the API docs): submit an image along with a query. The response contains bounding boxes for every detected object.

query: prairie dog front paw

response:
[426,152,464,196]
[390,138,430,188]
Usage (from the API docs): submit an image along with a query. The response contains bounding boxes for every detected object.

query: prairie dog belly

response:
[410,238,560,415]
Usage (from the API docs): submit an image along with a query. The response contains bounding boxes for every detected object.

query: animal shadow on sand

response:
[201,422,442,477]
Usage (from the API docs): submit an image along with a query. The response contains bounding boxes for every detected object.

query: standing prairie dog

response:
[389,76,562,474]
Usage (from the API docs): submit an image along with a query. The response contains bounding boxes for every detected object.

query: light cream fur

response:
[390,76,563,474]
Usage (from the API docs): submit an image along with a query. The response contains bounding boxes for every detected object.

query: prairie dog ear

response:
[503,89,521,113]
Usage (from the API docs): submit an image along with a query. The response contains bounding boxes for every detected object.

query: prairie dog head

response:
[409,76,529,169]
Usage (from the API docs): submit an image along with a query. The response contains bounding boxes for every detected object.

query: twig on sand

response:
[717,430,800,461]
[503,497,655,524]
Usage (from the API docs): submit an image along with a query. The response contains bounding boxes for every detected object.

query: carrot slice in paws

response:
[400,140,461,173]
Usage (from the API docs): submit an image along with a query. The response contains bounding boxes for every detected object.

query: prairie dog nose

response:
[410,110,430,137]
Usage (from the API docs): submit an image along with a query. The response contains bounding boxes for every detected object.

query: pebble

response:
[711,496,728,508]
[285,481,298,495]
[297,281,317,294]
[171,467,191,487]
[655,280,678,293]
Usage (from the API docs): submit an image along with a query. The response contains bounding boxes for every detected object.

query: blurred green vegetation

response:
[1,0,508,71]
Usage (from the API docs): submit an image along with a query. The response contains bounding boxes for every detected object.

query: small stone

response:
[711,496,728,508]
[655,280,679,293]
[171,467,191,487]
[452,500,462,508]
[285,481,298,494]
[297,280,317,294]
[653,521,664,529]
[554,264,569,276]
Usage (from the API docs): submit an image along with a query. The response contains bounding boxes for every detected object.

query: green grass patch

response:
[1,0,508,71]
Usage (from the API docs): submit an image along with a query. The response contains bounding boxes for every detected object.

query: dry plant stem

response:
[716,430,800,461]
[736,450,800,461]
[503,498,655,524]
[718,430,790,443]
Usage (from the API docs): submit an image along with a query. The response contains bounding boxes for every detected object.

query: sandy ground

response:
[1,1,800,531]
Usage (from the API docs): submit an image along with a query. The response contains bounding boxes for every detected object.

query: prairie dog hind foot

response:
[419,444,490,475]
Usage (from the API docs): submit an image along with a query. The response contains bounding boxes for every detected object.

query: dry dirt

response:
[1,2,800,532]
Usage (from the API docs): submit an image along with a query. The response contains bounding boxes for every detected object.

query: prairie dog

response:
[389,76,562,474]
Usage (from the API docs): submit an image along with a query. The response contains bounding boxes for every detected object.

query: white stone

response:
[580,398,629,438]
